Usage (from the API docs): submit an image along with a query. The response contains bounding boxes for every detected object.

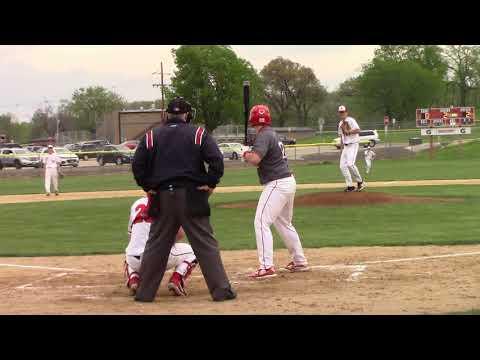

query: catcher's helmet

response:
[249,104,272,126]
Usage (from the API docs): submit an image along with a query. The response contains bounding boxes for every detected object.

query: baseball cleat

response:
[344,186,355,192]
[284,261,310,273]
[55,191,59,196]
[248,267,277,279]
[356,182,366,192]
[46,193,51,196]
[168,272,187,296]
[127,273,140,296]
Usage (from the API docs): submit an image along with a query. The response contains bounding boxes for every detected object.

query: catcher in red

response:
[124,196,198,296]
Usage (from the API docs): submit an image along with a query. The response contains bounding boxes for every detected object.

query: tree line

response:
[2,45,480,143]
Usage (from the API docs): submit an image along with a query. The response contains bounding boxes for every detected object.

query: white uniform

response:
[338,117,363,187]
[125,197,196,278]
[42,153,62,194]
[364,148,376,174]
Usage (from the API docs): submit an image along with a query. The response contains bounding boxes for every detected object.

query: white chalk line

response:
[15,272,69,290]
[0,263,87,272]
[1,250,479,290]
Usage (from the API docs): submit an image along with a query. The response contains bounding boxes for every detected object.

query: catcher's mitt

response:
[340,120,351,136]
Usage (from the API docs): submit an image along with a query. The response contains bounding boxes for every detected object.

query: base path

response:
[1,178,480,205]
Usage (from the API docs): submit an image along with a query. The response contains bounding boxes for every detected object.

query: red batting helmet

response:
[249,104,272,126]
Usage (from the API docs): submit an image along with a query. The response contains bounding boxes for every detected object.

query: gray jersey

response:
[252,127,291,185]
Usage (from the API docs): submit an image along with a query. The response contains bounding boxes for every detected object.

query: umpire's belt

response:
[156,181,190,191]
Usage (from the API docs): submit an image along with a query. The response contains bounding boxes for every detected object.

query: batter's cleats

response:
[356,182,366,192]
[344,186,355,192]
[168,272,187,296]
[248,267,277,279]
[284,262,310,272]
[46,193,51,196]
[127,273,140,296]
[55,191,59,196]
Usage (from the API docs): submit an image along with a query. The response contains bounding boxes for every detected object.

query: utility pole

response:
[153,62,170,122]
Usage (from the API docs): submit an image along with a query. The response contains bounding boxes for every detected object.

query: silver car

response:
[0,148,41,169]
[39,147,80,167]
[217,143,250,160]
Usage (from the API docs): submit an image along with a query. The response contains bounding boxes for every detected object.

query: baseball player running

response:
[124,196,198,296]
[337,105,366,192]
[364,145,376,174]
[243,104,309,279]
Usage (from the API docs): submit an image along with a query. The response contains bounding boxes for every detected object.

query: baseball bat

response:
[243,81,250,146]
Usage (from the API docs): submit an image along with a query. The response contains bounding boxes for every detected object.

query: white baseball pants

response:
[126,242,196,276]
[254,175,307,270]
[365,159,372,174]
[44,168,59,193]
[340,143,363,187]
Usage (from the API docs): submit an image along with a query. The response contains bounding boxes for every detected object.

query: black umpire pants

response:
[135,187,236,302]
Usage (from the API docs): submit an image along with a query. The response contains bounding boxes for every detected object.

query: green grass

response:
[1,185,480,257]
[2,154,480,196]
[447,309,480,315]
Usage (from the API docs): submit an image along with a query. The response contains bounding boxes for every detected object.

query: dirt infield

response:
[0,245,479,314]
[1,178,480,205]
[220,192,462,209]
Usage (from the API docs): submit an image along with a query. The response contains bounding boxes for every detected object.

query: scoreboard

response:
[416,106,475,128]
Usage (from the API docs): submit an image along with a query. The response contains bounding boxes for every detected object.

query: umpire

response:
[132,97,237,302]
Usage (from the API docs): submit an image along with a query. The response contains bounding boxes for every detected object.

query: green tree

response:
[261,57,328,127]
[170,45,264,132]
[374,45,448,78]
[444,45,480,106]
[67,86,126,135]
[357,59,445,126]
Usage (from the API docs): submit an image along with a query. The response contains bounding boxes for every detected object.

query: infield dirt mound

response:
[220,191,462,209]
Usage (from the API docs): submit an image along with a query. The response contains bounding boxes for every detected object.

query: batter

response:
[243,104,309,279]
[124,196,198,296]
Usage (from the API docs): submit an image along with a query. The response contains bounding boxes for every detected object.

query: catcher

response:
[337,105,365,192]
[124,196,198,296]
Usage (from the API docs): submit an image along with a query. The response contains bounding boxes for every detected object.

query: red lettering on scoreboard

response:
[416,107,475,128]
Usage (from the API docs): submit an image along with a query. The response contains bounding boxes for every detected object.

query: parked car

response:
[83,139,110,147]
[120,140,139,150]
[97,145,134,166]
[0,143,23,149]
[25,145,44,153]
[0,148,41,170]
[217,143,249,160]
[76,143,104,160]
[333,130,381,149]
[39,147,79,167]
[279,135,296,145]
[65,143,82,152]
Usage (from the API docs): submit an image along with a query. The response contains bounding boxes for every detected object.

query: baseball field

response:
[1,141,479,314]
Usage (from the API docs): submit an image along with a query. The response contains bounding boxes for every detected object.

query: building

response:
[97,109,166,144]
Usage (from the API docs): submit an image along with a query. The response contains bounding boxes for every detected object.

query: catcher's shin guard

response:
[124,261,141,295]
[168,260,198,296]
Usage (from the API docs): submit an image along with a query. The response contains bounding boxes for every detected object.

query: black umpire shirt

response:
[132,118,224,192]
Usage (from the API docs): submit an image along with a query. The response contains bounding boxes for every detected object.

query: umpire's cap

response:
[167,97,192,114]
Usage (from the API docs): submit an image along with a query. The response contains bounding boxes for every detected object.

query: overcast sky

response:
[0,45,377,122]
